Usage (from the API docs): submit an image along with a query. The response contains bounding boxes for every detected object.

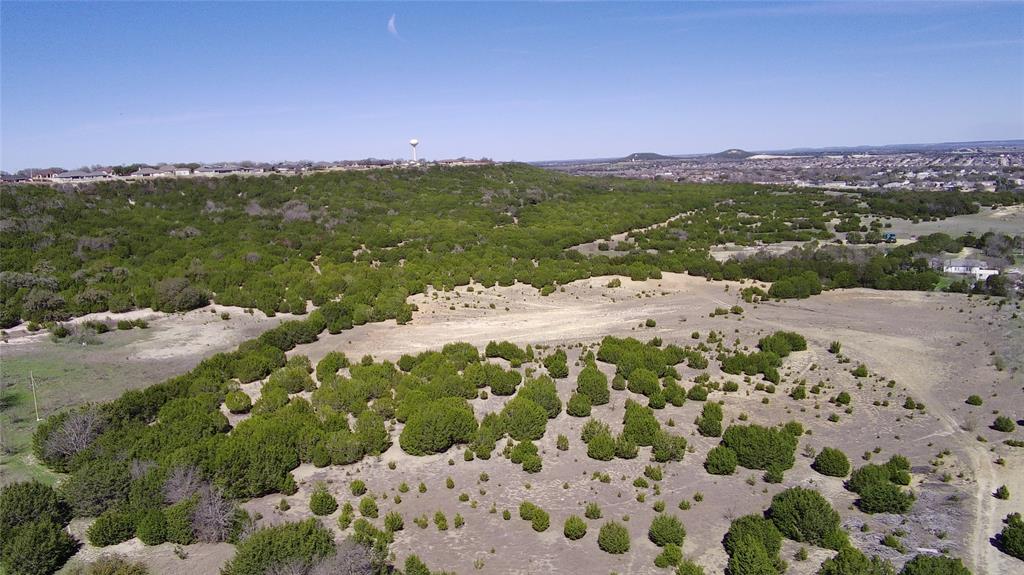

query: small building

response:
[130,167,160,177]
[173,167,192,176]
[51,170,108,182]
[942,259,999,281]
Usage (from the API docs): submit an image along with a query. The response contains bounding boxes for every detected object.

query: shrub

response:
[993,416,1016,433]
[543,349,569,379]
[705,445,738,475]
[655,543,683,568]
[687,385,708,401]
[400,398,477,454]
[518,502,549,532]
[0,519,77,575]
[434,511,448,531]
[309,484,338,516]
[995,485,1010,500]
[818,546,895,575]
[648,514,686,547]
[72,556,150,575]
[628,368,660,397]
[676,558,706,575]
[577,365,610,405]
[585,502,602,520]
[722,424,797,471]
[898,554,970,575]
[501,397,548,441]
[154,277,209,312]
[727,534,779,575]
[355,410,390,455]
[87,509,136,547]
[557,434,569,451]
[564,515,587,540]
[136,508,168,545]
[615,434,638,459]
[581,418,610,443]
[587,430,616,461]
[567,393,592,417]
[767,487,843,549]
[598,521,630,554]
[350,480,367,496]
[221,519,334,575]
[858,482,915,514]
[404,555,430,575]
[813,448,851,477]
[965,395,983,406]
[384,511,404,533]
[652,431,687,463]
[997,513,1024,560]
[623,400,661,446]
[0,480,70,534]
[724,515,782,558]
[697,402,723,437]
[165,496,197,545]
[757,331,807,358]
[359,496,378,518]
[224,390,252,414]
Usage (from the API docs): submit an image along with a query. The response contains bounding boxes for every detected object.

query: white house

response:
[943,259,999,281]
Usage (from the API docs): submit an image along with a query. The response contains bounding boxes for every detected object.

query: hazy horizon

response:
[2,1,1022,171]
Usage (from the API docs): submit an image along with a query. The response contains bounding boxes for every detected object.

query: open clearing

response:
[33,273,1023,574]
[0,306,287,484]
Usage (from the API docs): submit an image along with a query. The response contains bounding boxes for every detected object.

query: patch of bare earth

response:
[276,274,1021,574]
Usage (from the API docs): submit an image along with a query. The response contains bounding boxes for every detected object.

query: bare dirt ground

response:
[867,206,1024,238]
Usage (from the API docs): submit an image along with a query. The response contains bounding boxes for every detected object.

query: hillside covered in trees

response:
[2,164,1020,329]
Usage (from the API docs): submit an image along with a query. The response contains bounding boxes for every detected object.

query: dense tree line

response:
[7,164,1016,327]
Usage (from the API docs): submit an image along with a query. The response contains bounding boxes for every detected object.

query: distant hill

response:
[621,152,677,162]
[708,149,754,160]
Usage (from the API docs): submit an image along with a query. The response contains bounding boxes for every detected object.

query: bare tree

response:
[129,459,155,480]
[163,464,203,504]
[308,540,374,575]
[44,408,104,460]
[264,559,311,575]
[192,484,235,543]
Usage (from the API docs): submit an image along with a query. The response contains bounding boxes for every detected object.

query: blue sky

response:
[2,1,1022,170]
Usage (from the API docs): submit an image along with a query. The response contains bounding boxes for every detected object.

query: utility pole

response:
[30,371,41,422]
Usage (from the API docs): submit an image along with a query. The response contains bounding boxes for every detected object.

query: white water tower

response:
[409,138,419,162]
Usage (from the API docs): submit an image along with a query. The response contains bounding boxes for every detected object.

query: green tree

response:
[0,519,78,575]
[898,554,970,575]
[355,410,390,455]
[567,393,592,417]
[136,508,168,545]
[727,534,779,575]
[87,509,137,547]
[501,397,548,441]
[587,430,616,461]
[577,365,610,405]
[767,487,842,549]
[812,447,851,477]
[221,519,335,575]
[0,481,70,534]
[705,445,738,475]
